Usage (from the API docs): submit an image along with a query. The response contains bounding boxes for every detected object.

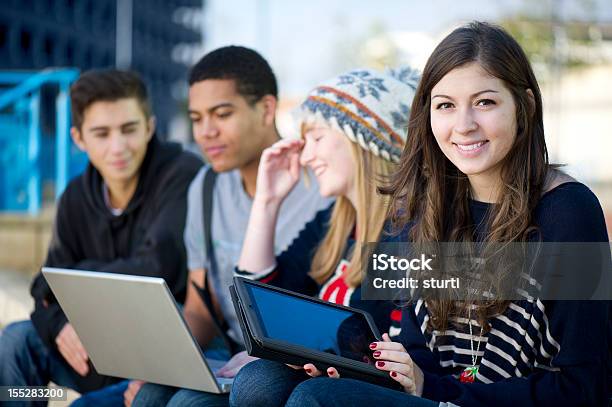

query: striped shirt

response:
[412,297,561,383]
[397,182,611,406]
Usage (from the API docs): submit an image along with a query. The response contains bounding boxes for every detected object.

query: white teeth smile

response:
[456,141,486,151]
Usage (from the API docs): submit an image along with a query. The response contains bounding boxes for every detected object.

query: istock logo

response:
[371,253,434,271]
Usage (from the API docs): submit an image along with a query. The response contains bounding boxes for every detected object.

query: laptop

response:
[41,267,233,393]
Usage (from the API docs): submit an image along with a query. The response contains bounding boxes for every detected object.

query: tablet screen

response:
[245,283,377,365]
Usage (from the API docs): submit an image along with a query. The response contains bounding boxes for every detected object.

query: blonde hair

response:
[305,123,397,287]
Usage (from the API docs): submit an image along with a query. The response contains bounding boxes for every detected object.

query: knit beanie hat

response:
[295,67,420,163]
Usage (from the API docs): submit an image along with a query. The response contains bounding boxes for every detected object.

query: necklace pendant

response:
[459,366,479,383]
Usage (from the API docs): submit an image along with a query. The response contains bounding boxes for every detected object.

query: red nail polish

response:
[304,368,311,373]
[373,351,381,357]
[369,343,377,349]
[391,371,397,378]
[377,361,385,367]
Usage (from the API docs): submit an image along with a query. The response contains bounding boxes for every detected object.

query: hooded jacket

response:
[30,136,202,349]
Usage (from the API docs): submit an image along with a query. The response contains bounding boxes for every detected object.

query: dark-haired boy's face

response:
[188,79,273,172]
[71,98,154,188]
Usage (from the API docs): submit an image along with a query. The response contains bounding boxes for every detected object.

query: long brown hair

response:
[381,21,550,331]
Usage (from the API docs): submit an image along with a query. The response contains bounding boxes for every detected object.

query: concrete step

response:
[0,268,33,327]
[0,269,79,405]
[0,207,54,274]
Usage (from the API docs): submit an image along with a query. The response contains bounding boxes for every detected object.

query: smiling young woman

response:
[264,21,610,407]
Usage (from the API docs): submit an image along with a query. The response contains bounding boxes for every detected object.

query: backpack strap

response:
[192,168,239,355]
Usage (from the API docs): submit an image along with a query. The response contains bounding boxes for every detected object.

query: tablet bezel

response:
[232,276,393,382]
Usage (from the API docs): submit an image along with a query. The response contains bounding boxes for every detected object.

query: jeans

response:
[229,359,309,407]
[0,320,117,407]
[285,377,440,407]
[71,340,231,406]
[70,381,129,407]
[230,359,439,407]
[125,384,230,407]
[71,382,234,407]
[165,388,229,407]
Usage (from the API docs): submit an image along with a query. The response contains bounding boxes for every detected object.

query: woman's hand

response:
[287,363,340,378]
[302,363,340,378]
[238,138,303,273]
[371,333,424,396]
[254,138,303,205]
[298,333,424,396]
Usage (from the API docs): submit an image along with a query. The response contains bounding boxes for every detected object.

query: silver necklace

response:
[460,306,484,383]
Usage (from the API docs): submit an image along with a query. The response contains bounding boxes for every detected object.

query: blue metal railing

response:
[0,68,83,214]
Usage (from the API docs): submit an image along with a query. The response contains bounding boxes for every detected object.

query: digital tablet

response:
[230,277,400,389]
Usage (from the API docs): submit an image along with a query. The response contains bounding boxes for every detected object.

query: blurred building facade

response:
[0,0,204,137]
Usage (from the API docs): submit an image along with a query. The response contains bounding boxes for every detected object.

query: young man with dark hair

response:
[116,46,331,406]
[0,69,202,400]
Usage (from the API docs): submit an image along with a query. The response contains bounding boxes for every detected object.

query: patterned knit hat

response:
[295,67,420,163]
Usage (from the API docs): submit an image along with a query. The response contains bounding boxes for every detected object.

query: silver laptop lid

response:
[42,267,226,393]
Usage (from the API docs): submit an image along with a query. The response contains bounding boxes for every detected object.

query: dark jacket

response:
[30,136,202,350]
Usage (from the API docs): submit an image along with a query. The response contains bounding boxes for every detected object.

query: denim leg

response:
[229,359,308,407]
[0,321,52,388]
[0,320,52,407]
[129,344,231,406]
[286,377,440,407]
[72,380,177,407]
[167,389,229,407]
[69,380,129,407]
[131,382,178,407]
[0,320,104,407]
[0,320,88,389]
[1,320,119,407]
